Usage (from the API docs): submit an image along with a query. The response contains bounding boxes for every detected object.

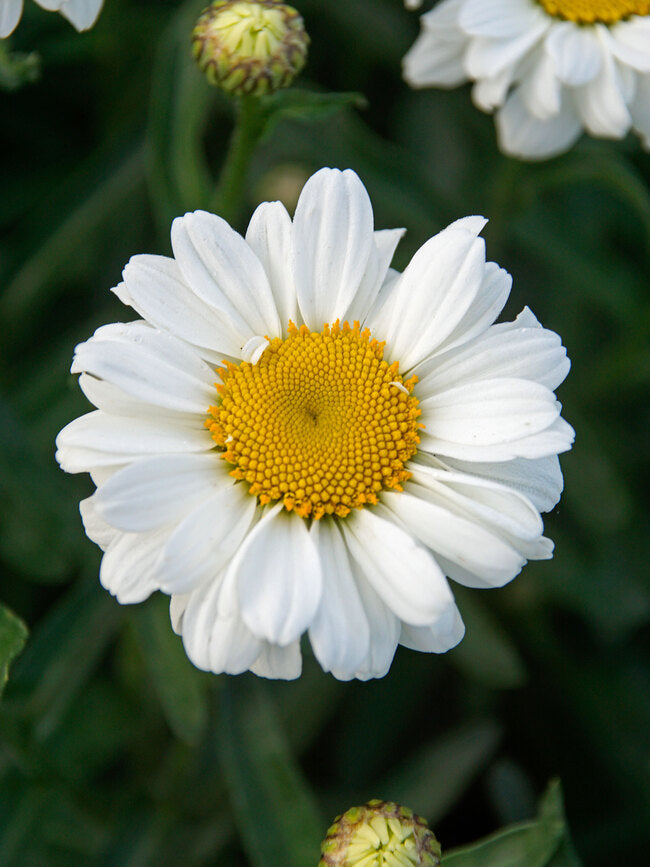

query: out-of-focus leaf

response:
[443,779,581,866]
[147,0,213,234]
[530,152,650,250]
[0,44,40,91]
[262,88,366,127]
[217,676,324,867]
[378,720,501,825]
[273,653,343,754]
[334,651,443,786]
[10,578,121,739]
[130,593,208,745]
[561,417,632,535]
[0,603,28,698]
[0,397,90,581]
[0,143,146,340]
[451,592,527,689]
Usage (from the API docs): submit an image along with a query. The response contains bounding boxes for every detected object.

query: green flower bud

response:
[192,0,309,97]
[320,800,442,867]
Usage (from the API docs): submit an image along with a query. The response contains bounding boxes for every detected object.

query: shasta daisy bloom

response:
[403,0,650,159]
[0,0,103,38]
[56,167,574,681]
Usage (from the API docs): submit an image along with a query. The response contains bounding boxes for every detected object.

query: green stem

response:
[210,95,268,224]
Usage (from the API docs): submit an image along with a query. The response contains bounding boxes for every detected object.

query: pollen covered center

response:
[206,321,421,519]
[538,0,649,23]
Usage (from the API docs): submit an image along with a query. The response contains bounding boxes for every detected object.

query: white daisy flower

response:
[1,0,103,38]
[56,167,574,681]
[403,0,650,159]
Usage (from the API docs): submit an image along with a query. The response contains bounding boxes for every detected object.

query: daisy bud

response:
[319,800,441,867]
[192,0,309,97]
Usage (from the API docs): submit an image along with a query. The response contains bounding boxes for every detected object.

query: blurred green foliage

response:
[0,0,649,864]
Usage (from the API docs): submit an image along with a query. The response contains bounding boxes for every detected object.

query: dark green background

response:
[0,0,648,863]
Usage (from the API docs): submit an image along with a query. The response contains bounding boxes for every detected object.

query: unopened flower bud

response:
[192,0,309,97]
[320,800,441,867]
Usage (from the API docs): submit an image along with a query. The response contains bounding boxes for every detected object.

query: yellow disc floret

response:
[538,0,649,23]
[206,321,421,520]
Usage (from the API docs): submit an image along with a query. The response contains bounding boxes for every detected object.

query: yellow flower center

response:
[206,321,421,520]
[538,0,649,23]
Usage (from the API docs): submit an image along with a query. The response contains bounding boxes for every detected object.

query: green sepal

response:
[0,602,28,699]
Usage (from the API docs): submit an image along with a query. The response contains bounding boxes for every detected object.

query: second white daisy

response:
[1,0,103,38]
[403,0,650,159]
[56,167,574,681]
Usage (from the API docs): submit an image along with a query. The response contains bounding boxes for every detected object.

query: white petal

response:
[71,321,216,415]
[403,27,468,88]
[411,463,545,539]
[116,255,238,364]
[383,487,526,589]
[99,528,167,603]
[233,504,322,646]
[55,410,211,473]
[0,0,23,36]
[353,228,407,325]
[79,496,119,550]
[420,377,561,446]
[420,413,574,462]
[245,201,298,329]
[250,641,302,680]
[420,0,463,29]
[180,576,263,674]
[91,453,229,532]
[240,335,270,364]
[496,89,582,159]
[350,570,400,680]
[58,0,103,30]
[545,22,602,86]
[428,260,511,356]
[400,605,465,653]
[171,210,281,350]
[441,454,564,513]
[518,49,562,119]
[472,66,516,111]
[465,23,548,79]
[157,482,257,595]
[342,506,454,625]
[308,521,370,679]
[293,168,376,328]
[169,592,191,634]
[575,31,632,137]
[460,0,543,39]
[77,373,201,424]
[369,216,488,370]
[607,17,650,73]
[630,72,650,147]
[414,307,570,397]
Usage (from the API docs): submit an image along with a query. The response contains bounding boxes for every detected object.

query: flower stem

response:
[211,95,267,224]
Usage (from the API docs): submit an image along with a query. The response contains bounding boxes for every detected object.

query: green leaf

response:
[217,676,324,867]
[531,151,650,251]
[450,591,527,689]
[0,603,28,698]
[0,44,40,92]
[129,593,208,745]
[442,780,582,867]
[261,88,367,128]
[147,0,214,233]
[377,720,501,825]
[10,578,121,739]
